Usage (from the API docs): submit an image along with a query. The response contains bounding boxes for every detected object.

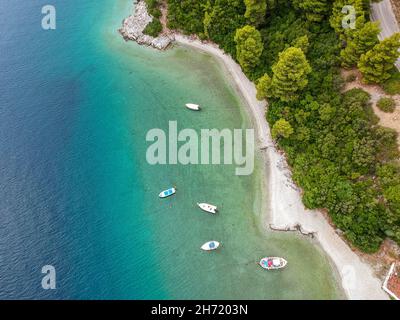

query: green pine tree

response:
[256,74,272,100]
[358,33,400,84]
[272,119,294,139]
[292,35,310,54]
[293,0,330,22]
[341,21,380,68]
[244,0,267,26]
[269,47,312,101]
[234,25,263,73]
[330,0,365,40]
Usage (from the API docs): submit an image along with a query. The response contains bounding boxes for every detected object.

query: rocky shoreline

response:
[119,0,174,50]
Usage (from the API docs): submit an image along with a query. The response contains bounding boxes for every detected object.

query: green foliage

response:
[377,97,396,113]
[244,0,267,27]
[259,10,309,73]
[358,33,400,84]
[340,21,380,68]
[329,0,378,68]
[145,0,162,18]
[143,19,163,37]
[330,0,366,39]
[374,127,399,161]
[383,71,400,95]
[385,185,400,205]
[167,0,208,35]
[269,88,399,252]
[292,35,310,54]
[256,74,272,100]
[143,0,163,37]
[272,119,294,139]
[377,162,400,243]
[293,0,331,22]
[234,25,263,74]
[203,0,246,56]
[268,47,312,101]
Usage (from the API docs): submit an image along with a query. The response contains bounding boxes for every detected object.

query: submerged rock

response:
[119,0,174,50]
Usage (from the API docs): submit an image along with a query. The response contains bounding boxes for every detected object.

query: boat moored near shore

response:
[185,103,201,111]
[159,187,176,198]
[201,241,220,251]
[197,203,218,214]
[259,257,287,270]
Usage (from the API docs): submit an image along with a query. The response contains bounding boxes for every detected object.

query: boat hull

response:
[159,187,176,198]
[259,257,287,270]
[201,241,220,251]
[197,203,217,214]
[185,103,200,111]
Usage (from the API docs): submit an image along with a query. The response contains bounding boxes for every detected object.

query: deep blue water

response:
[0,0,342,299]
[0,0,165,299]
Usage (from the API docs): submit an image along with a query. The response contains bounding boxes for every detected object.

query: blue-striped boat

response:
[159,187,176,198]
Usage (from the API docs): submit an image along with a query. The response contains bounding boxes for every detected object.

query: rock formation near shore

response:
[119,0,174,50]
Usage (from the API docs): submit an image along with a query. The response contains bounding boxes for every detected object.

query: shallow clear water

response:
[0,0,344,299]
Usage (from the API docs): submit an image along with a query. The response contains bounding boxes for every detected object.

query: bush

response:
[272,119,294,139]
[143,19,163,37]
[143,0,162,37]
[383,72,400,95]
[145,0,162,18]
[377,97,396,113]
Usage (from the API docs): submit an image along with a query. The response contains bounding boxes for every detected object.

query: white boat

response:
[197,203,218,214]
[259,257,287,270]
[159,187,176,198]
[201,241,220,251]
[185,103,201,111]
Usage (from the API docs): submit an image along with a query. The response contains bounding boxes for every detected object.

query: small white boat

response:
[159,187,176,198]
[185,103,201,111]
[201,241,220,251]
[197,203,218,214]
[259,257,287,270]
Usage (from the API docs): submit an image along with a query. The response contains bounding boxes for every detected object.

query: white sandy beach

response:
[174,34,388,300]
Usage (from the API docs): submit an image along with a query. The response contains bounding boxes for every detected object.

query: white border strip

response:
[382,263,400,300]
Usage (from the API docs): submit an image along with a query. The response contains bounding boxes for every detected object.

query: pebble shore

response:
[119,0,173,50]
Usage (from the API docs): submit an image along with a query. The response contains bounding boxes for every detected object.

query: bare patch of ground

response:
[159,0,171,36]
[342,69,400,151]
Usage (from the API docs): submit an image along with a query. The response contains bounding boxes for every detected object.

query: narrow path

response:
[159,0,170,35]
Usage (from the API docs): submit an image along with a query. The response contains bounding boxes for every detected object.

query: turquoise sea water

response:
[0,0,344,299]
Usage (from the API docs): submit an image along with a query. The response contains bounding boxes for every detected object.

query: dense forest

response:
[163,0,400,253]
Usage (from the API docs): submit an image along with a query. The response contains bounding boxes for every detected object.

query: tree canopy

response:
[267,47,312,101]
[272,119,294,139]
[244,0,267,27]
[358,33,400,83]
[293,0,331,22]
[234,25,264,73]
[330,0,366,39]
[341,21,380,68]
